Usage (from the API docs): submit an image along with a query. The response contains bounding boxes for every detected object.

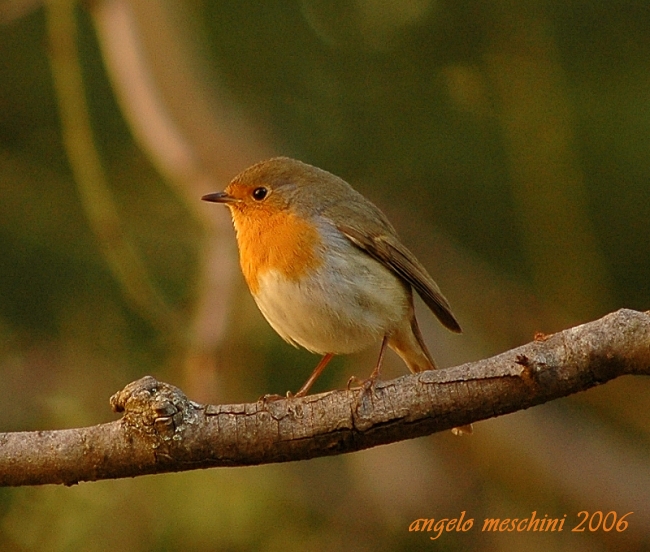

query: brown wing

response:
[338,224,462,333]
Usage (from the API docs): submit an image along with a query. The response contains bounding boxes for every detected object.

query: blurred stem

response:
[46,0,182,339]
[484,0,613,322]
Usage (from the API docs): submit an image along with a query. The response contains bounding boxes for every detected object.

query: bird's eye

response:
[252,187,268,201]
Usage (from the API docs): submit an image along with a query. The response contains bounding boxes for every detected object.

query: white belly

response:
[252,234,409,355]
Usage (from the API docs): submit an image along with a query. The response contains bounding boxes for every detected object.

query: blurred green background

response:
[1,0,649,550]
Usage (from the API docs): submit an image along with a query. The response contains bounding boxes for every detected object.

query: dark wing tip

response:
[420,292,462,333]
[440,310,462,333]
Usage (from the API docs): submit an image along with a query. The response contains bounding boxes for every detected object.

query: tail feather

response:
[388,300,473,436]
[409,313,437,372]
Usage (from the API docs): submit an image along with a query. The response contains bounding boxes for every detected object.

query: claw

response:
[258,393,285,404]
[346,375,364,390]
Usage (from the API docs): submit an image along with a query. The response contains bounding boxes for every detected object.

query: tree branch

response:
[1,309,648,487]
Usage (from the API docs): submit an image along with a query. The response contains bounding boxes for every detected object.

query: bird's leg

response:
[368,335,389,382]
[347,335,390,391]
[291,353,335,398]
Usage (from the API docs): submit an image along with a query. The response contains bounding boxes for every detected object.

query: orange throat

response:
[230,207,323,294]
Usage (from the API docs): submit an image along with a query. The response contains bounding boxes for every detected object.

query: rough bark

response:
[1,309,648,487]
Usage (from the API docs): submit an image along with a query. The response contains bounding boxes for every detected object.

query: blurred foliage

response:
[1,0,649,550]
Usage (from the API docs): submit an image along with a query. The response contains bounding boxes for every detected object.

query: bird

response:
[203,157,470,434]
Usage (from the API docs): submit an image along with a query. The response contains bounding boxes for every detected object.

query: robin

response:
[203,157,471,434]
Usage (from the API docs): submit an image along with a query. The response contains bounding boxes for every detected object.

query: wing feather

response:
[338,224,461,333]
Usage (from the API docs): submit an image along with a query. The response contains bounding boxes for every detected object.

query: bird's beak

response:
[201,191,239,204]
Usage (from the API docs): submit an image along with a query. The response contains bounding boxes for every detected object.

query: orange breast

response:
[231,207,324,294]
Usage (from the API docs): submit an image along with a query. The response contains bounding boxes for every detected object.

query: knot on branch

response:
[110,376,201,440]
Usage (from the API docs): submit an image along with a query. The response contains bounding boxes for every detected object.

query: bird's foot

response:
[258,392,292,404]
[346,375,365,390]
